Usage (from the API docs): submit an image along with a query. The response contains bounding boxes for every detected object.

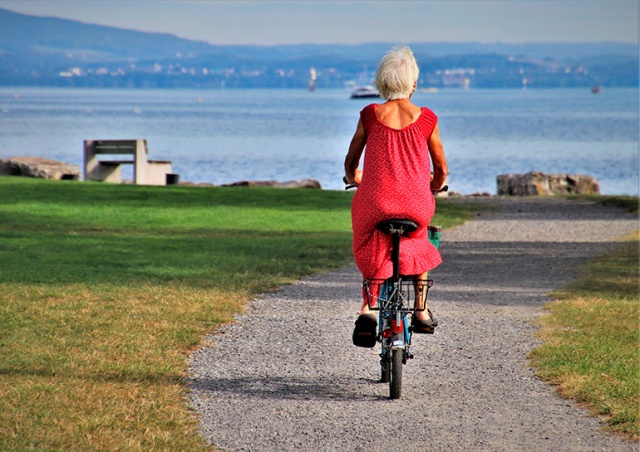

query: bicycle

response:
[345,178,445,399]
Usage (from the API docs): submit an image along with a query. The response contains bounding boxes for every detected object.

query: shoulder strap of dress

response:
[360,104,378,129]
[420,107,438,135]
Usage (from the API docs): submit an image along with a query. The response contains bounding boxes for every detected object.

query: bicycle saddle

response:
[376,219,418,235]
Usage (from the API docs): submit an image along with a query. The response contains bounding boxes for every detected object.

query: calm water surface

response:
[1,87,638,194]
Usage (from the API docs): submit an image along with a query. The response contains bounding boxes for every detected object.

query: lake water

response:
[1,87,638,195]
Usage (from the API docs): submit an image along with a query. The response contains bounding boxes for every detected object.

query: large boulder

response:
[497,171,600,196]
[0,157,80,180]
[222,179,322,189]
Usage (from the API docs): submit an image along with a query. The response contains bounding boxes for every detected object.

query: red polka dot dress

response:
[351,103,442,280]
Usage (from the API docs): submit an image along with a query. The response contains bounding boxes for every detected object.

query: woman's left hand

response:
[352,169,363,186]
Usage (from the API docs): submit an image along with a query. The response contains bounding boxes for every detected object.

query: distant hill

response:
[0,8,214,59]
[0,8,637,89]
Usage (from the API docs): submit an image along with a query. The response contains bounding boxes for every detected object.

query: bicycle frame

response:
[364,278,433,353]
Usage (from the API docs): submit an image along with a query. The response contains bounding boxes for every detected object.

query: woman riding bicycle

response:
[344,46,448,344]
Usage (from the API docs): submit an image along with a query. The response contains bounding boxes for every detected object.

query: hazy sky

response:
[0,0,637,46]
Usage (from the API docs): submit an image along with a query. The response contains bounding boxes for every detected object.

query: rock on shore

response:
[497,171,600,196]
[0,157,80,180]
[221,179,322,189]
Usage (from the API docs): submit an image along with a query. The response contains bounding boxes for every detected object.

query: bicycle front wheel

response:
[389,349,403,399]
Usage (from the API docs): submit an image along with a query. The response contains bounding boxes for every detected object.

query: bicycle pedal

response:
[412,326,435,334]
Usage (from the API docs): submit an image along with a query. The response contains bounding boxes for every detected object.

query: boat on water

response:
[309,67,316,91]
[350,85,380,99]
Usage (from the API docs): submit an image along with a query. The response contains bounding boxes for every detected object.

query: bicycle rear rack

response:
[363,278,433,312]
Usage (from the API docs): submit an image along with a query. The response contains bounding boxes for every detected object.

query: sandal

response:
[412,309,438,334]
[352,313,377,348]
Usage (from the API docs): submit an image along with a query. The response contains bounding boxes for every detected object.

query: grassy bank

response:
[0,177,470,450]
[530,226,639,441]
[577,194,639,215]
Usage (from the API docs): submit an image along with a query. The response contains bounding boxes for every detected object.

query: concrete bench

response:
[83,139,173,185]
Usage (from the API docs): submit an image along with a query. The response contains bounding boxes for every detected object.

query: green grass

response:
[530,230,640,441]
[0,177,471,450]
[570,194,639,214]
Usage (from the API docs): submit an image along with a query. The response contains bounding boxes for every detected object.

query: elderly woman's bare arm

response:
[428,124,448,191]
[344,119,366,185]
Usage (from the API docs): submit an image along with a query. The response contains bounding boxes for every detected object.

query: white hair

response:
[374,46,420,100]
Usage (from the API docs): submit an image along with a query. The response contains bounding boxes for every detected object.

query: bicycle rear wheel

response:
[389,349,403,399]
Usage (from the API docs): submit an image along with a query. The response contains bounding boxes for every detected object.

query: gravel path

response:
[188,197,638,452]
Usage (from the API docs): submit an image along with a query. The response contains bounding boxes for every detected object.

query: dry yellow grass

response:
[530,232,639,440]
[0,283,244,451]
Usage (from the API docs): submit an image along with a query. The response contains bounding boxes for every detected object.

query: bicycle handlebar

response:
[343,176,356,190]
[343,176,448,194]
